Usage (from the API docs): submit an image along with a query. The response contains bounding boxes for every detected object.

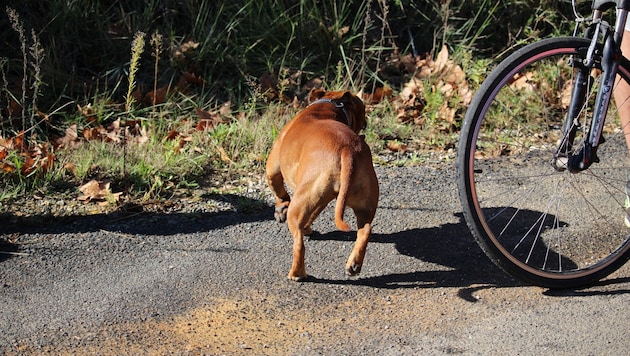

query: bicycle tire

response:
[458,36,630,289]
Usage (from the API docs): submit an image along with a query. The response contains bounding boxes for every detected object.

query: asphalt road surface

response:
[1,163,629,354]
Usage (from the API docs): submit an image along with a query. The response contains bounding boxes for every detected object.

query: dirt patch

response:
[6,284,552,355]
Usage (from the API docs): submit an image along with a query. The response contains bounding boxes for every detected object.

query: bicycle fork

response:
[553,11,625,173]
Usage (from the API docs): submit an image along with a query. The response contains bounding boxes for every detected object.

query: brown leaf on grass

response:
[1,132,57,175]
[165,130,180,141]
[126,123,148,145]
[396,44,472,126]
[195,120,215,131]
[132,87,144,105]
[77,180,122,204]
[54,124,83,149]
[0,146,13,173]
[397,78,425,124]
[177,134,194,153]
[20,155,36,176]
[13,131,25,152]
[38,143,55,174]
[195,107,216,120]
[182,71,205,85]
[64,162,78,177]
[172,40,199,61]
[301,77,323,94]
[1,161,15,173]
[329,25,349,40]
[510,72,535,91]
[195,107,224,131]
[363,85,393,104]
[36,109,50,122]
[434,45,450,73]
[77,103,98,123]
[0,136,12,150]
[144,86,170,105]
[82,127,103,141]
[216,146,232,163]
[259,72,279,100]
[400,77,424,102]
[387,141,408,152]
[140,72,205,107]
[175,76,190,93]
[399,53,417,74]
[104,119,121,142]
[218,101,232,117]
[180,41,200,53]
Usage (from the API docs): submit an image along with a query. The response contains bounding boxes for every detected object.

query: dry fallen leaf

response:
[387,141,408,153]
[1,161,15,173]
[77,103,98,123]
[78,180,122,204]
[363,85,393,104]
[54,124,82,149]
[395,44,471,127]
[63,162,78,177]
[195,107,224,131]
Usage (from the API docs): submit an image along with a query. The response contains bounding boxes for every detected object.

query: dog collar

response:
[308,98,352,128]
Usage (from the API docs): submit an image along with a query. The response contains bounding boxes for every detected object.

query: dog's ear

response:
[308,89,326,103]
[340,90,365,107]
[340,91,353,103]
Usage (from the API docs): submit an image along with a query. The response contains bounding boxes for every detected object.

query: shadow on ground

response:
[306,212,520,292]
[306,211,630,298]
[0,194,269,236]
[2,199,629,298]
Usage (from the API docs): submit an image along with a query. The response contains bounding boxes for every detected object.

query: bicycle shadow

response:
[306,212,517,290]
[306,210,630,297]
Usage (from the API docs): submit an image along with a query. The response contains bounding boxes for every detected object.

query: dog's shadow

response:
[306,212,519,291]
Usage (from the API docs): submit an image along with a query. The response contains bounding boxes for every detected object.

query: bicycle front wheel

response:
[458,37,630,289]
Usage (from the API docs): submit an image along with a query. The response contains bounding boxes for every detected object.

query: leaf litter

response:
[1,44,471,207]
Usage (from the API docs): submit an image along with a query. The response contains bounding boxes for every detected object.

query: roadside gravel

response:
[0,162,629,354]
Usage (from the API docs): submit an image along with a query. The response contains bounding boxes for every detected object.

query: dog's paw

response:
[345,263,362,276]
[287,272,308,282]
[274,204,288,223]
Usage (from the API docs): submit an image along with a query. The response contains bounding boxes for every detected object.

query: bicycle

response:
[457,0,630,288]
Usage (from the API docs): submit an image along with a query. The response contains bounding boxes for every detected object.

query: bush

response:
[0,0,584,200]
[1,0,578,115]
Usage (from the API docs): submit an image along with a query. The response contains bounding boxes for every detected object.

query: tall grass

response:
[0,0,580,202]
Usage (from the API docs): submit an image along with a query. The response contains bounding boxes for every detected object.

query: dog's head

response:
[308,89,367,133]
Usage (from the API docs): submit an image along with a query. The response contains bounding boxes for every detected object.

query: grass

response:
[0,0,577,204]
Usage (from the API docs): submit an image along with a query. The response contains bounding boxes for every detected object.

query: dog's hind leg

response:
[286,204,308,281]
[345,208,375,276]
[285,191,327,281]
[265,160,291,223]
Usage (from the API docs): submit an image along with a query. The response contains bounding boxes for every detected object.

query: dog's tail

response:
[335,149,352,232]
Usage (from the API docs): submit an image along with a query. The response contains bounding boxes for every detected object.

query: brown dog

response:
[266,89,379,281]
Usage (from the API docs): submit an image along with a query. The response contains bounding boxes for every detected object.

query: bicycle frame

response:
[554,0,630,172]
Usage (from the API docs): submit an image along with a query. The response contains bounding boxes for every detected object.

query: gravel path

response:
[0,163,629,354]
